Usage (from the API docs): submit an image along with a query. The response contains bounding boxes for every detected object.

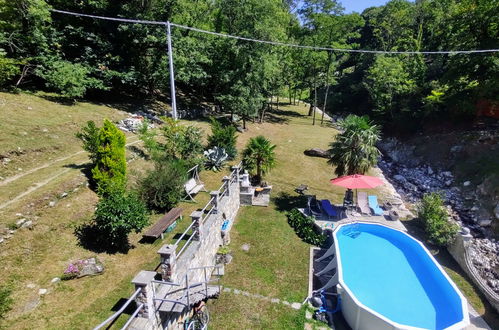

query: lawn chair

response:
[368,195,384,216]
[320,200,337,219]
[307,195,323,217]
[356,192,370,215]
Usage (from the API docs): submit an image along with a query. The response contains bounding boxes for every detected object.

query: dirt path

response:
[0,138,141,211]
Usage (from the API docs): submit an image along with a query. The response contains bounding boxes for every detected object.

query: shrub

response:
[36,59,104,99]
[207,117,238,160]
[77,120,127,195]
[0,285,13,319]
[162,118,204,162]
[204,146,228,172]
[0,53,20,86]
[76,191,149,252]
[140,118,204,166]
[287,209,326,246]
[417,192,459,246]
[139,160,187,210]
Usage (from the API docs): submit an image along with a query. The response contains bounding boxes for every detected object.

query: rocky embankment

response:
[378,137,499,295]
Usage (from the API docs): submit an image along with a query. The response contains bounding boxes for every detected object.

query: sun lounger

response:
[357,192,370,215]
[321,199,337,219]
[307,195,323,217]
[368,195,384,216]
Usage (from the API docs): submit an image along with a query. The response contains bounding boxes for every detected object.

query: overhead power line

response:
[51,9,499,55]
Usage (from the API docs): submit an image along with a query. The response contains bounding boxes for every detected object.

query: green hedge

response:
[287,209,326,246]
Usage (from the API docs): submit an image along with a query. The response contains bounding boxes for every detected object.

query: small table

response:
[295,184,308,195]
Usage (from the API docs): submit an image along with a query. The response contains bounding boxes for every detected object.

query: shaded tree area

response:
[0,0,497,131]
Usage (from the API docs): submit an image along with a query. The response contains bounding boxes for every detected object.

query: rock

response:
[236,126,244,133]
[304,148,329,158]
[15,213,23,217]
[42,128,48,133]
[38,288,47,295]
[478,219,492,227]
[21,220,33,229]
[291,302,301,310]
[463,181,471,187]
[0,236,3,244]
[49,201,56,207]
[241,243,250,252]
[445,180,453,187]
[16,218,26,227]
[450,145,463,153]
[393,174,406,183]
[77,257,105,278]
[494,204,499,220]
[442,171,453,178]
[61,192,68,198]
[26,283,36,289]
[427,167,434,175]
[51,277,61,284]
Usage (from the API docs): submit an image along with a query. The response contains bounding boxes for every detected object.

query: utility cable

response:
[51,9,499,55]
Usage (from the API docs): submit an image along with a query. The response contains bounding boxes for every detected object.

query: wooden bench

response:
[143,207,184,240]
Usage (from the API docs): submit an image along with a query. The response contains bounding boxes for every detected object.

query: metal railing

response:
[151,265,223,314]
[93,288,142,330]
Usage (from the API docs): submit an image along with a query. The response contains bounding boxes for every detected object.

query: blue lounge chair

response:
[368,195,384,216]
[321,200,337,219]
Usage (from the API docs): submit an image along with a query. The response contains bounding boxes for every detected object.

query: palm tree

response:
[242,136,276,185]
[328,115,381,176]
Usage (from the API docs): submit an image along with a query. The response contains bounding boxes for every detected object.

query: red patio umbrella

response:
[330,174,384,207]
[330,174,383,189]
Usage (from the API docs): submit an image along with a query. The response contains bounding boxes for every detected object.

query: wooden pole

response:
[166,22,177,120]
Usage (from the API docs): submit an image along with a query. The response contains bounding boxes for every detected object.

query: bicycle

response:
[184,301,210,330]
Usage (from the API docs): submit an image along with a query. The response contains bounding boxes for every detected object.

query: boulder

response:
[393,174,406,183]
[494,203,499,220]
[304,148,329,158]
[77,258,105,278]
[463,181,471,187]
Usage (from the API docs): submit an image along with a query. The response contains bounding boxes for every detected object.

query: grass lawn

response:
[0,93,497,329]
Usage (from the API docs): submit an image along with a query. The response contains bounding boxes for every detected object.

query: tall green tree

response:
[328,115,381,176]
[77,119,127,195]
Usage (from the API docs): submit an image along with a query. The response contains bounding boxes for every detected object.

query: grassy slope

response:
[0,94,496,329]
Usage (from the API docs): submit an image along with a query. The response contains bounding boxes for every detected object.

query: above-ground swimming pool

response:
[334,223,469,330]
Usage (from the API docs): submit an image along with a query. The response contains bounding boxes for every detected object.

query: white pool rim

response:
[333,222,470,330]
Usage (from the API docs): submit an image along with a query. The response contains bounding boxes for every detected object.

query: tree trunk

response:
[321,52,333,125]
[276,95,279,110]
[312,83,317,126]
[320,84,331,125]
[308,87,314,116]
[288,87,292,104]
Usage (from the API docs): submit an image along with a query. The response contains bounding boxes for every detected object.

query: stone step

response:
[156,285,220,313]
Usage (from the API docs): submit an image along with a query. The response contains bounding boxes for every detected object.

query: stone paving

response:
[222,287,302,310]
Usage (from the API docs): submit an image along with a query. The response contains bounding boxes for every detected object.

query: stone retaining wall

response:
[130,166,242,330]
[448,230,499,313]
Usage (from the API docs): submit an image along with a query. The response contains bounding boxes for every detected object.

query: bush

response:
[77,120,127,196]
[76,191,148,252]
[36,59,104,99]
[140,119,204,166]
[417,192,458,246]
[207,117,238,160]
[0,53,20,86]
[139,160,187,210]
[287,209,326,246]
[0,285,13,319]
